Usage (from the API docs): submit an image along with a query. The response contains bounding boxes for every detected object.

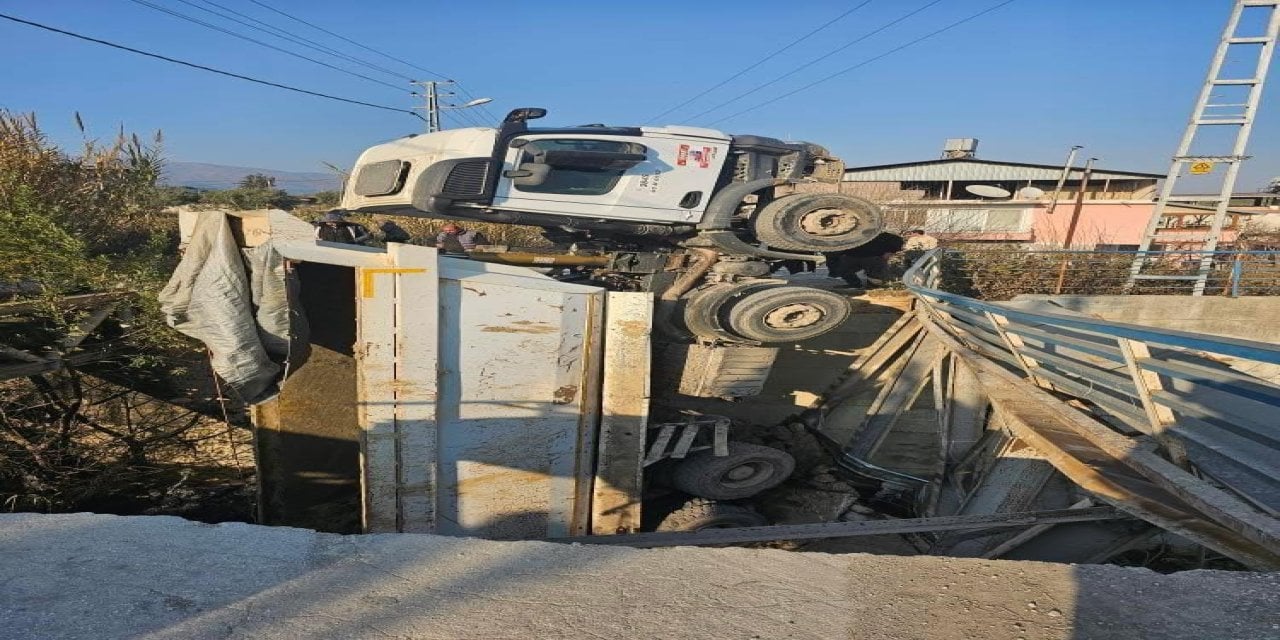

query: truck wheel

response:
[655,497,769,531]
[724,285,851,343]
[752,193,884,252]
[682,281,759,342]
[670,442,796,500]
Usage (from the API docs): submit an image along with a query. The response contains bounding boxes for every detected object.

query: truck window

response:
[514,139,645,196]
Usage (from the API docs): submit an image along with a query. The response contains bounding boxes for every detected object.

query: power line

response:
[646,1,876,124]
[125,0,407,93]
[178,0,504,129]
[244,0,450,80]
[707,0,1019,125]
[244,0,498,125]
[0,12,424,120]
[175,0,415,82]
[687,0,946,123]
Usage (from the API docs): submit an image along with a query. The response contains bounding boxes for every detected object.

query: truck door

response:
[491,132,730,224]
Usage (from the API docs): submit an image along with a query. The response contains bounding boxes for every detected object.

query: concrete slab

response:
[2,513,1276,640]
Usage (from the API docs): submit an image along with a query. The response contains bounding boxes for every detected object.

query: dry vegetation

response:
[0,111,253,521]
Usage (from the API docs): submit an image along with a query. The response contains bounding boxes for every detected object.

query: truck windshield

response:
[514,139,645,196]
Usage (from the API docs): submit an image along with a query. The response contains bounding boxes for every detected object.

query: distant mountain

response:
[162,161,343,194]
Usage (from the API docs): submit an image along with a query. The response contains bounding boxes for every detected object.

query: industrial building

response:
[840,140,1167,248]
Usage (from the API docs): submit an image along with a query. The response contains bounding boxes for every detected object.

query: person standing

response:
[436,223,488,253]
[314,211,371,245]
[379,220,412,244]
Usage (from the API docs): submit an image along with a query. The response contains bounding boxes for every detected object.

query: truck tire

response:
[655,497,769,532]
[682,283,745,342]
[752,193,884,252]
[670,442,796,500]
[724,285,851,343]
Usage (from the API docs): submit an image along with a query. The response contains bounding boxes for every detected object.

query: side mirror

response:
[505,163,551,186]
[504,108,548,124]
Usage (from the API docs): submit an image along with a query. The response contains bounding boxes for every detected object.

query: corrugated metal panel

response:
[843,160,1158,183]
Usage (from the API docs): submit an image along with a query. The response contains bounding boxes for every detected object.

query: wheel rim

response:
[798,207,860,237]
[718,460,775,488]
[762,303,824,330]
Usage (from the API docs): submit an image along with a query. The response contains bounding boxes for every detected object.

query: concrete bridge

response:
[3,248,1280,638]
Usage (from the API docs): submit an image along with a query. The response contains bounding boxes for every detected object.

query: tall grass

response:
[0,111,250,520]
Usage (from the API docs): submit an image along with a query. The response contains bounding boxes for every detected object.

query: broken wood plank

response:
[934,437,1059,557]
[816,312,922,410]
[844,332,946,462]
[921,313,1280,570]
[1117,337,1189,466]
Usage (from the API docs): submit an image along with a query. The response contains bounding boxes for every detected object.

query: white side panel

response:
[591,292,654,535]
[357,264,400,533]
[388,244,440,533]
[434,273,604,539]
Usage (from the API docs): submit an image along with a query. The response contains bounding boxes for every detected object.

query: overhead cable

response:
[244,0,497,124]
[125,0,407,93]
[646,0,876,124]
[687,0,946,123]
[0,12,424,120]
[707,0,1019,125]
[176,0,413,82]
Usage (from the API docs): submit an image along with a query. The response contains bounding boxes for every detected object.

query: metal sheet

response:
[388,244,440,533]
[434,270,604,539]
[591,291,653,535]
[357,263,400,533]
[343,236,607,539]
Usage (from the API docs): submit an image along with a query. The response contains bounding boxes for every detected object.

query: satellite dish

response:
[965,184,1013,199]
[1018,186,1046,199]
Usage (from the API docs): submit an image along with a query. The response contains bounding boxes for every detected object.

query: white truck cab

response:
[341,108,882,260]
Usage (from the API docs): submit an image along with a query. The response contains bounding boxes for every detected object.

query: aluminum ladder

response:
[1129,0,1280,295]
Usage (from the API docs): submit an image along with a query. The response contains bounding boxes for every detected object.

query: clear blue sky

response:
[1,0,1277,190]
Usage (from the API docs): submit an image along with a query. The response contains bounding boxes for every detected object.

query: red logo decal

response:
[676,144,690,166]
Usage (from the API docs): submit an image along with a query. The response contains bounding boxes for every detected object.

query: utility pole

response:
[411,80,448,133]
[1053,157,1098,295]
[1046,145,1083,215]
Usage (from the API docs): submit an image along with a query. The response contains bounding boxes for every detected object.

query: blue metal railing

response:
[902,248,1280,514]
[903,249,1280,363]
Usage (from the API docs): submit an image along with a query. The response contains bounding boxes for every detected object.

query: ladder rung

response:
[1212,79,1261,85]
[1227,37,1273,44]
[1131,275,1205,281]
[1195,118,1248,125]
[1204,103,1249,108]
[1241,1,1279,6]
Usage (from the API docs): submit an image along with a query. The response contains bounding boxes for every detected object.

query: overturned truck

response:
[163,206,854,539]
[161,109,898,539]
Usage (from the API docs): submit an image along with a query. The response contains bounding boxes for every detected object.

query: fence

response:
[904,248,1280,529]
[927,248,1280,299]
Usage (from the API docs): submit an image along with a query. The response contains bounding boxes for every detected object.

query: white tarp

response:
[159,213,288,401]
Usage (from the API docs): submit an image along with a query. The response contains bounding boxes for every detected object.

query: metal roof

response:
[842,158,1163,182]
